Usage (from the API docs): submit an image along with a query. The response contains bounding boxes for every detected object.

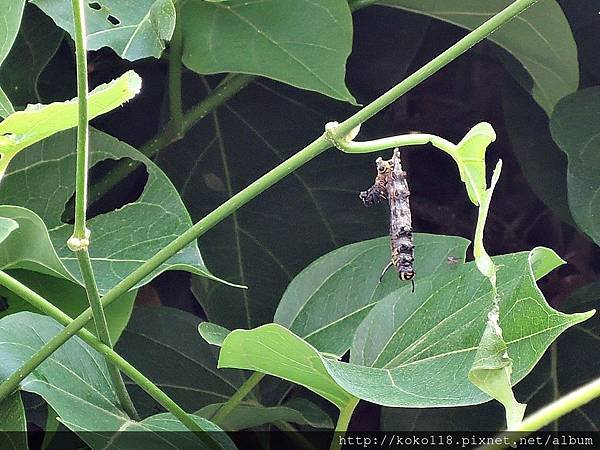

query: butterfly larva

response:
[360,148,415,284]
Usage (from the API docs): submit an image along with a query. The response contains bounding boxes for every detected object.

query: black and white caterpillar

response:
[360,148,415,284]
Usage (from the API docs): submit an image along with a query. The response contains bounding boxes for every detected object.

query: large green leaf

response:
[31,0,175,61]
[0,4,63,107]
[550,87,600,245]
[180,0,354,102]
[218,323,357,410]
[380,0,578,115]
[0,270,135,343]
[218,247,593,410]
[502,75,572,224]
[0,393,26,449]
[115,306,244,417]
[0,70,141,179]
[274,233,470,356]
[381,280,600,431]
[323,248,593,407]
[0,128,223,294]
[0,312,236,450]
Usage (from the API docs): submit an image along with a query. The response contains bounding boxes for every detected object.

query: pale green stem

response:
[0,0,543,408]
[329,398,360,450]
[168,1,184,131]
[71,0,89,240]
[325,128,456,154]
[76,251,138,420]
[0,271,224,450]
[69,0,137,420]
[481,376,600,450]
[210,372,265,424]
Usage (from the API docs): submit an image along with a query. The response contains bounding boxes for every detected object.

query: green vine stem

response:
[168,0,184,131]
[0,0,542,418]
[68,0,137,420]
[0,270,224,450]
[324,122,456,154]
[210,372,265,424]
[482,376,600,449]
[70,0,89,241]
[76,251,138,419]
[329,398,360,450]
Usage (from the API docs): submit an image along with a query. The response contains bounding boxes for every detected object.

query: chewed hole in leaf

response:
[107,15,121,26]
[61,157,148,224]
[88,2,102,11]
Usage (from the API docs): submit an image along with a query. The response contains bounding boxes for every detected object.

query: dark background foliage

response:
[1,0,598,443]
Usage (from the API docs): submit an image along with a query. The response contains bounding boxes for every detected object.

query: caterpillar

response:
[360,148,415,285]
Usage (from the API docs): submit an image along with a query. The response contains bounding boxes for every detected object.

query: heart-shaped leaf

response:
[180,0,355,102]
[274,233,470,356]
[0,128,225,294]
[380,0,579,115]
[31,0,176,61]
[550,87,600,245]
[0,70,141,179]
[0,312,236,450]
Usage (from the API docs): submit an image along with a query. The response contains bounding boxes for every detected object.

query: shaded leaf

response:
[502,75,572,224]
[0,4,63,107]
[158,80,391,331]
[0,128,222,294]
[0,393,27,449]
[274,233,470,356]
[31,0,175,61]
[0,270,135,344]
[0,70,141,179]
[381,0,579,114]
[0,88,14,118]
[0,312,236,450]
[197,398,333,431]
[116,306,244,418]
[180,0,355,102]
[550,87,600,245]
